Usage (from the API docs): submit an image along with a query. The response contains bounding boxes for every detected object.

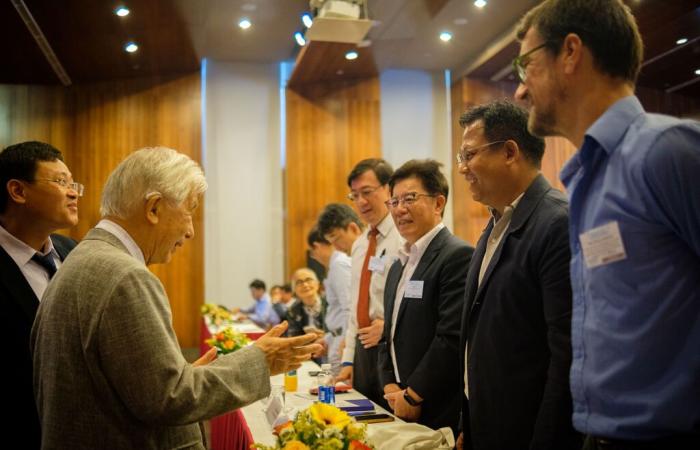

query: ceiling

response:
[1,0,698,98]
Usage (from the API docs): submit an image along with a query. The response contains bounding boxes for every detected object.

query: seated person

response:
[236,279,280,329]
[272,283,295,321]
[286,268,327,364]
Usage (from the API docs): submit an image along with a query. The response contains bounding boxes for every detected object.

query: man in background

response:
[307,226,351,374]
[457,101,579,449]
[335,159,401,407]
[31,147,320,449]
[514,1,700,447]
[238,279,280,329]
[317,203,364,256]
[0,141,80,449]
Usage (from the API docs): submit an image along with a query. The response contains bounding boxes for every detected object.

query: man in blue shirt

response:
[238,279,280,329]
[514,1,700,448]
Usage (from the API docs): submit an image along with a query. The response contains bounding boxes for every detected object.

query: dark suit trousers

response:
[353,338,388,410]
[583,434,700,450]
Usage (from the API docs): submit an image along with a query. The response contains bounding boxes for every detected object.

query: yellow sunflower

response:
[308,403,351,429]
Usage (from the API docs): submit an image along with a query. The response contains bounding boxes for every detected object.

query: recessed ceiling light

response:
[345,51,358,60]
[124,42,138,53]
[695,69,700,76]
[302,13,313,28]
[294,32,306,46]
[676,38,688,45]
[439,31,453,42]
[474,0,487,8]
[115,6,130,17]
[238,18,252,30]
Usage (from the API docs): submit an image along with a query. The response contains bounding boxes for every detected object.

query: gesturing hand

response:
[254,321,323,375]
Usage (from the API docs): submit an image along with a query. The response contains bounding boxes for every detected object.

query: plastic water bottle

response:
[317,363,335,404]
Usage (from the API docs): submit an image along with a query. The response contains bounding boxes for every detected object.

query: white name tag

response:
[404,280,424,299]
[579,221,627,269]
[368,255,385,273]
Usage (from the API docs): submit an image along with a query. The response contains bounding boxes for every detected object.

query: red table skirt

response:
[200,320,256,450]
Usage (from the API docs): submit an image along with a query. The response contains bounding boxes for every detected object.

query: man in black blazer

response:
[0,141,80,449]
[456,101,581,450]
[378,159,473,433]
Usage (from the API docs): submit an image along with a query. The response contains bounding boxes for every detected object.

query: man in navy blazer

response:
[0,141,80,449]
[378,159,473,433]
[456,101,581,450]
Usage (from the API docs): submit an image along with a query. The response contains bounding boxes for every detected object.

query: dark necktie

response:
[357,227,379,329]
[32,252,57,279]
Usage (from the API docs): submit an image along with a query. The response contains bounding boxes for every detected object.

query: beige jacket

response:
[31,229,270,449]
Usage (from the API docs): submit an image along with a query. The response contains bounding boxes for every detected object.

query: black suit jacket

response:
[378,227,473,432]
[1,233,76,449]
[460,175,581,450]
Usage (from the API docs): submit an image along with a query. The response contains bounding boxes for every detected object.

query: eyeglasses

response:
[33,178,85,197]
[456,140,507,165]
[347,185,382,202]
[295,277,316,287]
[512,42,549,83]
[385,192,438,209]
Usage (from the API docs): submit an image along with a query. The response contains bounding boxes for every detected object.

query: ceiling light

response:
[439,31,453,42]
[238,18,252,30]
[676,38,688,45]
[115,6,130,17]
[474,0,487,8]
[124,42,138,53]
[695,69,700,76]
[294,32,306,46]
[345,51,358,60]
[302,13,313,28]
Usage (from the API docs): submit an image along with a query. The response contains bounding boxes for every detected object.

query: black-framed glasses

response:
[512,42,549,83]
[385,192,438,209]
[33,178,85,197]
[295,277,316,287]
[456,140,507,165]
[347,185,382,202]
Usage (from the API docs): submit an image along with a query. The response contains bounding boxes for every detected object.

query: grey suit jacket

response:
[31,229,271,449]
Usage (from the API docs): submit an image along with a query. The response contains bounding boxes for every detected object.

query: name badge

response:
[404,280,424,299]
[368,255,385,273]
[579,221,627,269]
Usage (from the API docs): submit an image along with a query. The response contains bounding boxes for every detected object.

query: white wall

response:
[203,59,284,308]
[380,69,454,229]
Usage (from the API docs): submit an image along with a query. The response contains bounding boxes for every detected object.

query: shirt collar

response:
[95,219,146,264]
[488,192,525,222]
[398,222,445,266]
[585,95,644,156]
[0,223,56,268]
[374,213,394,238]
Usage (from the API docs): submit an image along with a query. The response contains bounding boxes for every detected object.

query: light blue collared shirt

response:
[242,293,280,328]
[561,95,700,438]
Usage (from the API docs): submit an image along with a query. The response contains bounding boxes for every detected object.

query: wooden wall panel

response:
[0,73,203,348]
[450,77,576,246]
[285,78,381,276]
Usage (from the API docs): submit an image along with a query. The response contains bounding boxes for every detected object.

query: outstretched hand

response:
[254,321,323,375]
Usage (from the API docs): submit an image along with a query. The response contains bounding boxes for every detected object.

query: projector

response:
[318,0,361,19]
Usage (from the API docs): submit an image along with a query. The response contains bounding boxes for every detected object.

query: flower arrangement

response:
[205,326,251,354]
[253,403,374,450]
[201,303,233,327]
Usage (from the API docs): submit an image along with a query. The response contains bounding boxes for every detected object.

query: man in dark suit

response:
[378,159,473,433]
[0,141,80,449]
[456,101,581,450]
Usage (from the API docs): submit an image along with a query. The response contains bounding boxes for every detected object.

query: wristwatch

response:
[403,389,423,407]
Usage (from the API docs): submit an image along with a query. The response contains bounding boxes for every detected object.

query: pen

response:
[380,249,386,257]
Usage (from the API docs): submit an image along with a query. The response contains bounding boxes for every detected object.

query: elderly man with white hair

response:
[31,147,320,450]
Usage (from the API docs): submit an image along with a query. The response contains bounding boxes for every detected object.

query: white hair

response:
[100,147,207,218]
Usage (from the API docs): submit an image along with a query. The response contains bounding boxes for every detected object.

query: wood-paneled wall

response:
[450,77,577,246]
[285,78,381,276]
[0,73,203,347]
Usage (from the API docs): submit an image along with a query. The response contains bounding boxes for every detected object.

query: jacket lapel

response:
[0,246,40,321]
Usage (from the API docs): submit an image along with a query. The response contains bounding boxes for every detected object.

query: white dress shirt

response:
[342,213,401,364]
[0,224,61,300]
[390,222,445,383]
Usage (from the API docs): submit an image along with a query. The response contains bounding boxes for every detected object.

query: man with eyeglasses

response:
[456,101,580,450]
[514,2,700,449]
[377,159,472,433]
[335,158,401,408]
[0,141,80,449]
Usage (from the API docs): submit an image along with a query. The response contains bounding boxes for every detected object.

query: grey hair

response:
[100,147,207,218]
